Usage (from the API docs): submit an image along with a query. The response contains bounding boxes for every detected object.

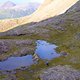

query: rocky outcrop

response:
[0,40,35,61]
[0,41,10,54]
[40,65,80,80]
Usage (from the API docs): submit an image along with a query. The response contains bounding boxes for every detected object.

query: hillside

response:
[0,0,79,36]
[25,0,79,22]
[0,0,78,32]
[0,0,80,64]
[0,0,80,80]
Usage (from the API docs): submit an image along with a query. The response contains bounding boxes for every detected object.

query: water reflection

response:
[0,40,60,71]
[0,55,34,70]
[35,40,60,60]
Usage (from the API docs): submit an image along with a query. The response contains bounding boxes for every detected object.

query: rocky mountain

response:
[1,0,80,36]
[0,0,80,56]
[0,0,78,32]
[19,0,79,23]
[0,1,40,19]
[0,0,80,80]
[0,1,16,9]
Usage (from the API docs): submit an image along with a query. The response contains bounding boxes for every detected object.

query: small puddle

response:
[35,40,60,60]
[0,40,60,71]
[0,55,34,71]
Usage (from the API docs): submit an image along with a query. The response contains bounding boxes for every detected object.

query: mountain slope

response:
[0,0,80,80]
[0,0,80,67]
[0,0,78,32]
[19,0,79,23]
[1,0,80,36]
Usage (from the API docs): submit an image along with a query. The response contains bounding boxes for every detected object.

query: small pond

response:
[0,55,34,71]
[0,40,60,71]
[35,40,60,60]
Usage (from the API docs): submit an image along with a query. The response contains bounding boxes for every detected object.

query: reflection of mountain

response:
[0,1,40,19]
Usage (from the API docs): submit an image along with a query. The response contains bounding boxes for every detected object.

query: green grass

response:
[14,21,80,79]
[0,71,7,80]
[0,16,80,80]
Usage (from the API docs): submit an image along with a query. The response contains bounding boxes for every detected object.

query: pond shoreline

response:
[0,40,60,71]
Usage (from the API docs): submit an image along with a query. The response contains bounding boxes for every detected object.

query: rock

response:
[0,70,17,80]
[60,51,68,57]
[0,39,35,61]
[15,40,34,46]
[40,65,80,80]
[75,33,80,40]
[13,47,34,56]
[33,54,39,61]
[0,41,10,54]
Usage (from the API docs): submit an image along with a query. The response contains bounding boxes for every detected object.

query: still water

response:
[0,55,34,70]
[0,40,60,70]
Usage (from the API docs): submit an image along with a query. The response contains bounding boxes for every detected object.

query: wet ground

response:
[0,40,60,71]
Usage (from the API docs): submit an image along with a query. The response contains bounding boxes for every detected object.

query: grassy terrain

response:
[0,19,80,80]
[0,6,80,80]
